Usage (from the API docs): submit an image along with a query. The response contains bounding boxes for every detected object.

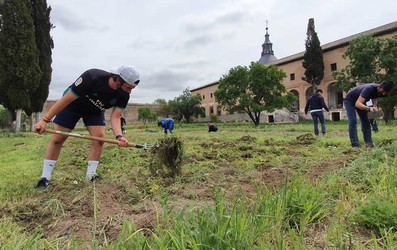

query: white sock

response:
[86,160,99,180]
[41,159,57,180]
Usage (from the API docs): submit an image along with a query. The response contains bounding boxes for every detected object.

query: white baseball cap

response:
[110,65,140,87]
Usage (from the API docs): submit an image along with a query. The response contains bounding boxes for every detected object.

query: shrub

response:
[281,175,329,229]
[352,197,397,235]
[210,114,219,122]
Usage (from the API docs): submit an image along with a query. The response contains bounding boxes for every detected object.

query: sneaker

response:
[365,143,375,148]
[351,143,360,148]
[36,177,50,190]
[87,173,100,182]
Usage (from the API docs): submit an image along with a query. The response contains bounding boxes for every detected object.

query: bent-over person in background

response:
[208,123,218,132]
[158,118,174,135]
[343,80,394,148]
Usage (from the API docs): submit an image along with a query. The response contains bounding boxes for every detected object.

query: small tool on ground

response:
[44,129,151,149]
[368,110,384,119]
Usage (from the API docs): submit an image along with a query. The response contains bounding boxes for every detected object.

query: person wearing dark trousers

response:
[344,80,395,147]
[305,89,329,136]
[208,123,218,132]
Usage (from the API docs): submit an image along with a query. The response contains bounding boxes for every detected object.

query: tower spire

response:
[258,20,277,64]
[262,20,273,56]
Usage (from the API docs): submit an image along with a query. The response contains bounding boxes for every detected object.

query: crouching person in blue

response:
[158,118,174,134]
[208,123,218,132]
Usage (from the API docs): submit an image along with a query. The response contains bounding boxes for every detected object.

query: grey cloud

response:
[141,69,195,92]
[184,22,213,33]
[50,5,109,32]
[184,9,247,33]
[215,11,245,25]
[170,58,209,70]
[184,35,214,48]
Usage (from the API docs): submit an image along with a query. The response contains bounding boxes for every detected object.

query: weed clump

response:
[149,136,184,178]
[352,197,397,235]
[238,135,256,142]
[294,133,316,145]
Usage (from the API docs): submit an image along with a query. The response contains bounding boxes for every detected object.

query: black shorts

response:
[53,105,105,129]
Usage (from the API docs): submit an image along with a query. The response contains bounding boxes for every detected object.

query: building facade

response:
[191,21,397,123]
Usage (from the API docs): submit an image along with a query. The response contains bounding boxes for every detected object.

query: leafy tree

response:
[154,98,173,118]
[215,62,295,127]
[26,0,53,130]
[154,98,167,105]
[138,107,157,125]
[171,88,204,123]
[302,18,324,94]
[333,36,381,92]
[333,35,397,120]
[0,0,41,131]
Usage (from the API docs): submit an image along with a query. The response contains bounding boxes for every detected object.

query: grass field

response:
[1,120,397,249]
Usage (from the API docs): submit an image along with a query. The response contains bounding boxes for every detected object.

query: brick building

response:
[191,21,397,123]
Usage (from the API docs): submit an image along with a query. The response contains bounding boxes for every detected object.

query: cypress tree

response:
[0,0,41,114]
[27,0,53,117]
[302,18,324,94]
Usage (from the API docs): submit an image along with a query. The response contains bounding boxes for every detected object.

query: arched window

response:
[289,90,299,112]
[217,106,222,116]
[328,83,344,109]
[305,86,315,101]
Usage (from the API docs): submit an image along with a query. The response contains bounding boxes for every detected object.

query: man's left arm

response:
[356,96,373,111]
[321,97,329,112]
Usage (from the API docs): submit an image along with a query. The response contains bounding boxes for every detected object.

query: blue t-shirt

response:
[345,83,385,102]
[161,118,174,133]
[304,93,329,114]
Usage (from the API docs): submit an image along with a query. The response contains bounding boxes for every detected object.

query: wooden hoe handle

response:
[44,128,147,148]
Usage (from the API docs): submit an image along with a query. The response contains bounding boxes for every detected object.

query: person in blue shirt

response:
[344,80,394,147]
[158,118,174,134]
[304,89,329,136]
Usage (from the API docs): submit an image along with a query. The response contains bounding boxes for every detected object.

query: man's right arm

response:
[34,91,78,134]
[304,98,310,114]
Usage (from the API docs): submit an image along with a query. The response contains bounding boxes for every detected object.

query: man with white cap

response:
[34,66,140,189]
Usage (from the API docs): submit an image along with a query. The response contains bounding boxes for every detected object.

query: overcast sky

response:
[46,0,396,104]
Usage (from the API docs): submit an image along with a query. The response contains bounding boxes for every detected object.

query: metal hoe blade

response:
[135,143,152,150]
